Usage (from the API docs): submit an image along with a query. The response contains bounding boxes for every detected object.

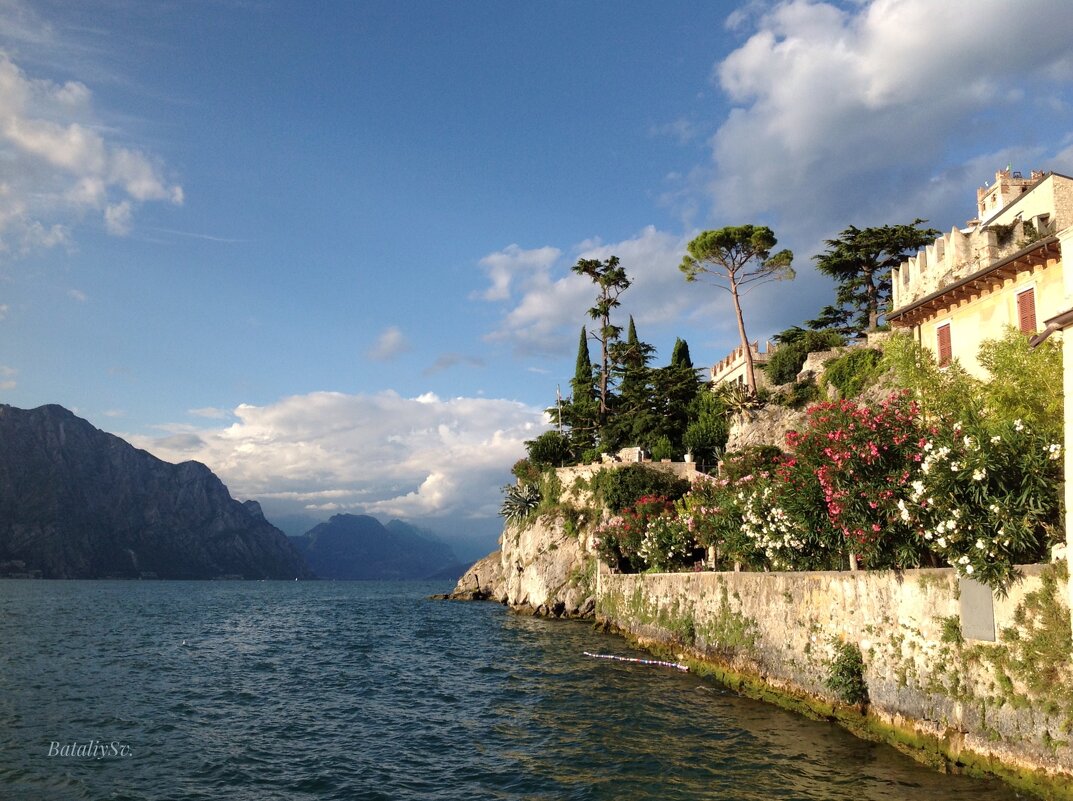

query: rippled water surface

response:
[0,581,1026,800]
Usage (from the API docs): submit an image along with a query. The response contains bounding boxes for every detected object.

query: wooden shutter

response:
[936,324,951,367]
[1017,288,1037,334]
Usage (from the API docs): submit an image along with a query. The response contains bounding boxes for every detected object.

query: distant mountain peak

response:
[0,403,310,580]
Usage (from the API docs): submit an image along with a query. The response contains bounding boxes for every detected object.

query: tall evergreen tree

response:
[606,316,655,451]
[564,326,599,456]
[572,256,631,427]
[670,337,693,369]
[809,219,939,334]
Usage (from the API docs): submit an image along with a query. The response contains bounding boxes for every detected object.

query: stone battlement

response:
[892,171,1073,311]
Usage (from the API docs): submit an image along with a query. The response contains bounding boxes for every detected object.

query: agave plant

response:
[713,382,760,415]
[499,482,542,524]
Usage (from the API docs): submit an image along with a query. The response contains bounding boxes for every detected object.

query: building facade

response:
[887,169,1073,376]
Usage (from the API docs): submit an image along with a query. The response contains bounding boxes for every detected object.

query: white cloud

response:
[130,390,547,525]
[103,200,132,236]
[0,303,8,320]
[188,406,232,420]
[0,364,16,389]
[708,0,1073,234]
[366,325,410,361]
[480,226,704,355]
[0,51,182,258]
[67,287,86,302]
[476,243,561,301]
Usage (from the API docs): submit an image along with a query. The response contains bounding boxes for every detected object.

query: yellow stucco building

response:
[888,169,1073,375]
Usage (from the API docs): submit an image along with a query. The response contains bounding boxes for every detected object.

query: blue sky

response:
[3,0,1073,556]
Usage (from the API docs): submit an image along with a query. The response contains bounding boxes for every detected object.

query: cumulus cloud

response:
[709,0,1073,234]
[0,364,15,390]
[476,243,561,301]
[366,325,410,361]
[130,390,547,525]
[480,226,714,355]
[67,287,86,302]
[0,51,182,258]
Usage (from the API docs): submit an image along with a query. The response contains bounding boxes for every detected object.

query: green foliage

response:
[499,483,541,525]
[993,562,1073,704]
[977,328,1062,438]
[592,495,700,573]
[939,615,964,645]
[822,348,882,398]
[589,464,692,513]
[713,382,761,415]
[903,417,1062,590]
[511,458,541,486]
[880,333,982,425]
[650,434,674,461]
[720,445,784,481]
[525,429,572,469]
[825,640,869,705]
[680,225,794,392]
[811,219,938,334]
[765,329,844,385]
[769,379,821,409]
[573,255,631,425]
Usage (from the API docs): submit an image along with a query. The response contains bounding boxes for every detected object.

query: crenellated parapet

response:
[710,340,775,387]
[892,171,1073,311]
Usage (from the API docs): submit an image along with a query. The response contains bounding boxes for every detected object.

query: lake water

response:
[0,580,1026,800]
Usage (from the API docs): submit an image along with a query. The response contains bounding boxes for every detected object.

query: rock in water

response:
[0,404,311,580]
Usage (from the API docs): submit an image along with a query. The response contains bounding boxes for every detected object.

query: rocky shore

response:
[436,514,596,618]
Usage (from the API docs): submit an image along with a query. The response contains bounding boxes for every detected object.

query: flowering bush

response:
[904,418,1063,588]
[591,495,699,573]
[678,475,766,569]
[783,392,927,569]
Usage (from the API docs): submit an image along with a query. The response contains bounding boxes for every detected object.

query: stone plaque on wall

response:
[959,576,996,642]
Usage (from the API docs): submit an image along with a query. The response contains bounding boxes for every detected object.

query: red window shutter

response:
[1017,288,1037,334]
[937,324,951,367]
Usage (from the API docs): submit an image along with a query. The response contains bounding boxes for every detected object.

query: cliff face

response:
[0,404,311,580]
[289,514,462,580]
[452,514,595,618]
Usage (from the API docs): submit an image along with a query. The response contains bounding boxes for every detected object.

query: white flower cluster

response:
[740,485,805,568]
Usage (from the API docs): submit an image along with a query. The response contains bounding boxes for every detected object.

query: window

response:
[1016,287,1037,334]
[936,323,952,367]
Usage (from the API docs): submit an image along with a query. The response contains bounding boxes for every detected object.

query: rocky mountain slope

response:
[0,403,310,579]
[290,513,463,580]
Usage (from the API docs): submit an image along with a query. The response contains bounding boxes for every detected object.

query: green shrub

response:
[718,445,783,481]
[511,458,541,485]
[825,640,869,705]
[822,348,882,398]
[769,379,820,409]
[525,430,572,468]
[977,328,1062,438]
[591,464,691,512]
[650,434,674,461]
[765,330,844,385]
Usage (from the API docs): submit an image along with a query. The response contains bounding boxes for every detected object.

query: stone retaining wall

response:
[598,564,1073,797]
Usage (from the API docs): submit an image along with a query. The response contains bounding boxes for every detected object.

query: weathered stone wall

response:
[598,564,1073,796]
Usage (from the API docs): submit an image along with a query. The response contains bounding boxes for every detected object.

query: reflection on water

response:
[0,581,1024,801]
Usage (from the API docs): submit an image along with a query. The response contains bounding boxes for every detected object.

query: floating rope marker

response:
[583,651,689,672]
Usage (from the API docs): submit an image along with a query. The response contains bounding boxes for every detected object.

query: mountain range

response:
[288,514,468,580]
[0,403,470,581]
